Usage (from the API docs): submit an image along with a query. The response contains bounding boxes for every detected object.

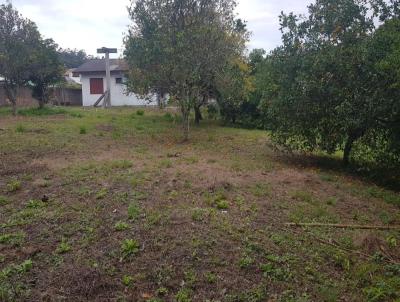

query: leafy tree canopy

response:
[124,0,248,140]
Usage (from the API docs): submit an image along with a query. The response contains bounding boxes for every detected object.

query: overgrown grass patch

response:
[17,106,67,116]
[0,107,399,301]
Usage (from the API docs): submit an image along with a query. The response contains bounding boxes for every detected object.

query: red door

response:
[90,78,104,95]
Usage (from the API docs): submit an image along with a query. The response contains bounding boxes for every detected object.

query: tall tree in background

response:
[58,48,91,69]
[30,39,63,109]
[0,2,41,115]
[124,0,247,140]
[216,58,254,124]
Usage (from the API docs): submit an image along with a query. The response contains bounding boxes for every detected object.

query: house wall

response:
[81,72,157,107]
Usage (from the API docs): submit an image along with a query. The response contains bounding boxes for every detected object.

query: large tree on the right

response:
[262,0,400,166]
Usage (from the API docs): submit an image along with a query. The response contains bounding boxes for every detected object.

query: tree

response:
[0,2,41,115]
[58,48,91,69]
[216,58,254,124]
[30,39,63,108]
[124,0,247,140]
[353,17,400,167]
[260,0,384,165]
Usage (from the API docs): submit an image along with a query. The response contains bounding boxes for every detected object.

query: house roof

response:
[74,59,128,74]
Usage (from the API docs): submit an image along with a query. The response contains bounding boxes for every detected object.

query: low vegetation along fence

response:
[0,85,82,107]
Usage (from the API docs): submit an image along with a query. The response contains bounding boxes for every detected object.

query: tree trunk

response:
[38,99,45,109]
[182,109,190,141]
[11,100,17,116]
[5,84,17,116]
[343,134,356,166]
[194,105,203,125]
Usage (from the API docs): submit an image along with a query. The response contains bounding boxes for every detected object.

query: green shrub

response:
[136,109,145,116]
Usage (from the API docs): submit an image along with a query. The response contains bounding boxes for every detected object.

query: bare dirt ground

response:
[0,107,399,302]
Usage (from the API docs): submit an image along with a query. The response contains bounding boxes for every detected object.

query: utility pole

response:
[97,47,117,108]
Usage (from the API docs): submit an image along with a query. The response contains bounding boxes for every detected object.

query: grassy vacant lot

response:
[0,107,399,302]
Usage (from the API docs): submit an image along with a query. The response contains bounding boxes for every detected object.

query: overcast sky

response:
[9,0,310,57]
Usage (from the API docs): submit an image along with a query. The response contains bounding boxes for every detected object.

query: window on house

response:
[116,77,123,84]
[90,78,104,95]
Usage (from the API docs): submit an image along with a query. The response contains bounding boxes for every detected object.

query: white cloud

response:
[10,0,311,56]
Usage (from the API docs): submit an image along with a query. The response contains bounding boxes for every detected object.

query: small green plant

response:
[291,190,314,203]
[163,112,174,122]
[121,239,140,258]
[216,199,229,210]
[210,192,229,210]
[96,188,108,200]
[326,197,338,206]
[0,232,25,246]
[110,160,133,169]
[159,159,173,168]
[128,202,141,220]
[320,173,336,182]
[0,196,10,206]
[239,256,254,269]
[175,288,192,302]
[135,125,145,131]
[192,208,207,222]
[18,259,33,273]
[7,179,21,192]
[136,109,145,116]
[205,272,217,284]
[26,199,46,209]
[184,270,197,288]
[56,240,72,254]
[122,275,134,286]
[250,183,271,197]
[70,112,83,118]
[260,263,292,281]
[79,126,87,134]
[114,221,129,231]
[156,287,169,296]
[15,124,26,133]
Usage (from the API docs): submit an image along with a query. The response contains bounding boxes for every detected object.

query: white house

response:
[74,59,157,107]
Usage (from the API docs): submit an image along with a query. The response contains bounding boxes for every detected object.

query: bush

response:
[136,109,145,116]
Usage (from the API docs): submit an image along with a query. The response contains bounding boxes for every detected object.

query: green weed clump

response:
[7,179,21,192]
[128,202,141,220]
[56,240,72,254]
[122,275,134,286]
[121,239,140,258]
[15,125,26,133]
[136,109,145,116]
[79,126,87,134]
[114,221,129,231]
[0,196,10,206]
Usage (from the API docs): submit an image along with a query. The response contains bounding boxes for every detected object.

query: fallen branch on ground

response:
[285,222,400,230]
